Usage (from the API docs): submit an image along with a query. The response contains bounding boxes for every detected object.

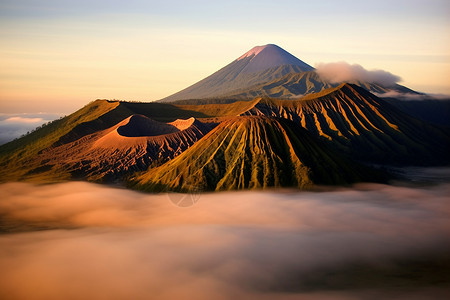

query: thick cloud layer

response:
[0,182,449,299]
[315,62,401,86]
[0,113,61,145]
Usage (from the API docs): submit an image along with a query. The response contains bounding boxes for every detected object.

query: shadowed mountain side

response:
[224,71,333,99]
[116,115,179,137]
[130,116,384,192]
[384,98,450,127]
[224,71,419,100]
[176,98,261,118]
[0,115,215,182]
[162,65,312,102]
[241,84,450,165]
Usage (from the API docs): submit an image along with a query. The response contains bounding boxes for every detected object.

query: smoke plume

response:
[315,61,401,86]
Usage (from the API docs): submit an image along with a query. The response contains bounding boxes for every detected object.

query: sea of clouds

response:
[0,113,62,145]
[0,179,449,299]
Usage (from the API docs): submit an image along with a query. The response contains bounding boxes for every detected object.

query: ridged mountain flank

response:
[240,84,450,164]
[130,116,383,192]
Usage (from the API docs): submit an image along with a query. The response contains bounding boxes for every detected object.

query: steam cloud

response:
[315,62,401,86]
[0,182,449,299]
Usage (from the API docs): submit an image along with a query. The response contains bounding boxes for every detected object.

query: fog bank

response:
[0,113,62,145]
[0,182,449,299]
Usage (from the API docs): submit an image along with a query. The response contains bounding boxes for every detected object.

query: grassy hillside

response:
[0,100,128,181]
[0,100,212,182]
[176,98,261,118]
[0,100,119,167]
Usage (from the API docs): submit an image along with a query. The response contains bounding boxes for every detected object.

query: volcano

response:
[161,44,314,102]
[162,44,419,102]
[131,116,382,192]
[0,44,448,191]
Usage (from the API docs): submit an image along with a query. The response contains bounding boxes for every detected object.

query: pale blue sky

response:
[0,0,449,112]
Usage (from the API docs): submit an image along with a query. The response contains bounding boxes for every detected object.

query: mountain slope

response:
[241,84,450,165]
[175,98,262,118]
[383,98,450,127]
[161,44,314,102]
[0,101,214,182]
[0,100,122,178]
[131,116,383,192]
[0,114,214,182]
[224,71,419,99]
[161,44,422,102]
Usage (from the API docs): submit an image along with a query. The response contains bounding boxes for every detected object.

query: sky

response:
[0,0,449,113]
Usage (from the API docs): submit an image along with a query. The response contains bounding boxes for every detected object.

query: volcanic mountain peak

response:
[161,44,422,102]
[161,44,314,102]
[237,44,269,59]
[236,44,314,73]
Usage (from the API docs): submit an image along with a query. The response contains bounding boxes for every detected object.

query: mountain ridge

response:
[1,44,448,191]
[222,71,418,100]
[240,83,449,164]
[161,44,421,102]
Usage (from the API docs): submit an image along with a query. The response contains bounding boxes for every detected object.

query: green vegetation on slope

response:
[176,98,261,118]
[0,100,122,181]
[0,100,212,182]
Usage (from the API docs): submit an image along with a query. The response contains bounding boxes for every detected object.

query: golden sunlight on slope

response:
[132,116,381,192]
[241,84,448,164]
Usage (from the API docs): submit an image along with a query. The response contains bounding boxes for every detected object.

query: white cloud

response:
[0,113,61,145]
[315,61,401,86]
[374,90,450,101]
[374,90,426,100]
[4,116,44,123]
